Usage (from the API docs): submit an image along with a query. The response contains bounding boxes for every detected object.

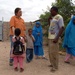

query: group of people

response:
[48,6,75,72]
[9,6,75,73]
[9,7,44,72]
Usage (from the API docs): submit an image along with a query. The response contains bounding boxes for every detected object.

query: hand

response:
[37,33,40,35]
[53,37,59,43]
[29,35,33,39]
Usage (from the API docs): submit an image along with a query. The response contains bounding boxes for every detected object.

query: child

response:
[26,28,35,63]
[11,28,25,72]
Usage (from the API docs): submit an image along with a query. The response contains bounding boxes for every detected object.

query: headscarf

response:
[63,16,75,48]
[32,22,43,46]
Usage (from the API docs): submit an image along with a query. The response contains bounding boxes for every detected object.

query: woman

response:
[9,7,26,66]
[32,22,44,59]
[63,16,75,63]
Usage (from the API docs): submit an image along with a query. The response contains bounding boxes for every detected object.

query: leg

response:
[52,52,59,69]
[13,56,18,69]
[34,46,39,58]
[18,57,24,69]
[49,40,59,72]
[30,49,33,61]
[38,46,44,56]
[64,53,71,63]
[9,35,13,66]
[48,40,52,66]
[53,42,59,70]
[26,49,31,62]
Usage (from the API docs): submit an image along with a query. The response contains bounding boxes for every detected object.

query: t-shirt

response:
[48,14,64,39]
[26,35,35,49]
[9,16,26,37]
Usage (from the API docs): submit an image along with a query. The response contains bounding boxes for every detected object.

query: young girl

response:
[11,28,25,72]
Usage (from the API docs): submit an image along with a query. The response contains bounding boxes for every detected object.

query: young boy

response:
[26,28,35,63]
[11,28,25,72]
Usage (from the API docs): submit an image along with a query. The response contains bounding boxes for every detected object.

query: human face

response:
[16,10,22,17]
[28,29,32,35]
[36,24,40,28]
[50,9,56,16]
[73,19,75,25]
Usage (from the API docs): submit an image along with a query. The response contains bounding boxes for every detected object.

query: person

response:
[9,7,26,66]
[63,16,75,64]
[26,28,35,63]
[32,21,44,59]
[11,28,25,72]
[48,6,64,72]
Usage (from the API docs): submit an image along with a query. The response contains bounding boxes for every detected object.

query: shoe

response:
[64,61,70,64]
[50,68,56,72]
[42,57,48,60]
[35,57,40,59]
[9,59,13,66]
[48,65,53,67]
[26,61,30,63]
[26,59,30,63]
[20,68,24,72]
[9,62,13,66]
[14,67,18,71]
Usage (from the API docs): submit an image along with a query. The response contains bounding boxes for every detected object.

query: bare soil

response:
[0,41,75,75]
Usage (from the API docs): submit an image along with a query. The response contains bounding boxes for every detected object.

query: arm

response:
[53,27,64,43]
[31,35,35,42]
[24,36,27,42]
[48,16,52,26]
[10,16,15,34]
[53,17,64,43]
[12,27,15,34]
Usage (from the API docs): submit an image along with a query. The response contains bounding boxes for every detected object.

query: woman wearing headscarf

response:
[63,16,75,64]
[32,22,44,59]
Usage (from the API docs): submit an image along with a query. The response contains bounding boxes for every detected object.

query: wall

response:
[3,22,34,41]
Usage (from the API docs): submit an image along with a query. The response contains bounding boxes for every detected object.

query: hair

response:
[14,7,21,15]
[28,28,32,32]
[51,6,58,12]
[15,28,21,36]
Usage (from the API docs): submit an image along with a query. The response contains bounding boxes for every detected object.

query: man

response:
[9,7,26,66]
[48,6,64,72]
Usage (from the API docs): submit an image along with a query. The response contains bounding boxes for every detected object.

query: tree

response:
[39,11,50,36]
[53,0,75,26]
[39,0,75,37]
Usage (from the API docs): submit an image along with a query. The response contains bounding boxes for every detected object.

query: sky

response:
[0,0,75,22]
[0,0,55,22]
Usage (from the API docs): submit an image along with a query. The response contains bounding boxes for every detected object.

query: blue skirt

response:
[66,47,75,56]
[34,46,44,56]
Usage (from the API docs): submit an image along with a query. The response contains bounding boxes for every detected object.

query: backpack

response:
[13,37,25,55]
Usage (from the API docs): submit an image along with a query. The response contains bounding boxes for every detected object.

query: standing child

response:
[26,28,35,63]
[11,28,25,72]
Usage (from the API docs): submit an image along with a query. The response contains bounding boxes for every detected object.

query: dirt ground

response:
[0,41,75,75]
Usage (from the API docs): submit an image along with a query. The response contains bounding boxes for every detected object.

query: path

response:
[0,41,75,75]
